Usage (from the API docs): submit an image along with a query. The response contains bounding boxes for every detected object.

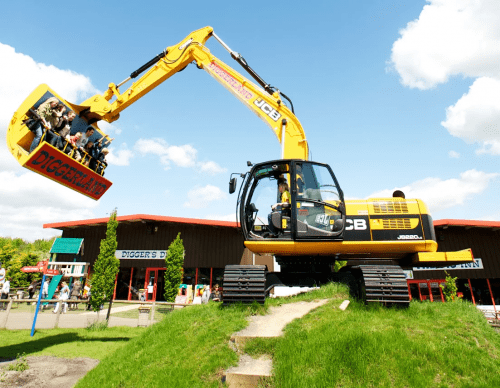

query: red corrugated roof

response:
[434,219,500,229]
[43,214,239,230]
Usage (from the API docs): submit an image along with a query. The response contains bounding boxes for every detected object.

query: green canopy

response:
[50,238,84,254]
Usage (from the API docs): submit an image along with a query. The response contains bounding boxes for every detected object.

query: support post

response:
[1,299,13,329]
[113,273,118,300]
[195,268,198,285]
[128,267,134,301]
[439,281,445,302]
[486,278,497,315]
[31,273,46,337]
[150,301,156,325]
[468,278,476,305]
[210,267,213,288]
[54,299,63,329]
[428,281,434,302]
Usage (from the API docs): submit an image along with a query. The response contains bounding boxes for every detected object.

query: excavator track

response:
[222,265,267,304]
[358,265,410,305]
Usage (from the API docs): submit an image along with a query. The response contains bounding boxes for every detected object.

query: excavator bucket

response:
[7,84,112,200]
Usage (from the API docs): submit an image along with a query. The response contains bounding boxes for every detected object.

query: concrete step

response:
[225,354,272,388]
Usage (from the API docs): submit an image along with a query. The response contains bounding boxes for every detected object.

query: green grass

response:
[4,283,499,388]
[76,302,253,388]
[253,299,500,388]
[0,326,144,360]
[75,283,347,388]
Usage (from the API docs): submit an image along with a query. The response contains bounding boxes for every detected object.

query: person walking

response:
[53,282,70,314]
[1,278,11,310]
[40,278,49,311]
[69,280,82,310]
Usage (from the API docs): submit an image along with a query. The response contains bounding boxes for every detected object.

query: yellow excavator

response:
[7,27,473,304]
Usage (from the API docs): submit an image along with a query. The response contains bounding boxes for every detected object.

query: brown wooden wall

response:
[60,221,247,270]
[413,226,500,280]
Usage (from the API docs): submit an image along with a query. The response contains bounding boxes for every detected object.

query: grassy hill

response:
[76,284,500,388]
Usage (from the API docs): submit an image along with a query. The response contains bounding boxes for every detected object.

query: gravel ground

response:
[0,356,99,388]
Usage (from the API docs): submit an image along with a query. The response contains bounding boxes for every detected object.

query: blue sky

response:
[0,0,499,240]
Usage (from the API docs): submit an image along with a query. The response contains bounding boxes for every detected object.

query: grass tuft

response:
[85,320,109,331]
[7,353,29,372]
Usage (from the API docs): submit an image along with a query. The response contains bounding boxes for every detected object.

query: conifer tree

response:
[90,209,120,314]
[164,233,185,302]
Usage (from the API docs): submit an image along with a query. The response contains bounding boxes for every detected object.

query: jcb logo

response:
[345,219,367,231]
[254,99,281,121]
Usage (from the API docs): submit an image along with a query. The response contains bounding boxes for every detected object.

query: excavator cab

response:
[7,84,112,200]
[237,160,346,241]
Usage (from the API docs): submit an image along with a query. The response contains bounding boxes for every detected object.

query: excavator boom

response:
[75,26,308,160]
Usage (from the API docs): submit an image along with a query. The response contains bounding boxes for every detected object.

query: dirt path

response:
[233,300,329,339]
[0,356,98,388]
[224,299,329,387]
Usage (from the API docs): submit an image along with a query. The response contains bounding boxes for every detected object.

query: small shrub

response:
[8,353,29,372]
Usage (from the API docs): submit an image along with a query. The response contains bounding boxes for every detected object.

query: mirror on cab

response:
[229,177,237,194]
[7,84,113,200]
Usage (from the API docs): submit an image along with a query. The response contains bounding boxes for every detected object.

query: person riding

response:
[266,180,291,237]
[28,97,59,153]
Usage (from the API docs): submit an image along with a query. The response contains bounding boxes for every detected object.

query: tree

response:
[90,209,120,315]
[0,242,16,273]
[0,237,54,287]
[440,271,459,302]
[8,252,42,288]
[164,233,185,302]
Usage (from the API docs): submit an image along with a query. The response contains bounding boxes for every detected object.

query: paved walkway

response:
[80,303,141,316]
[0,304,144,330]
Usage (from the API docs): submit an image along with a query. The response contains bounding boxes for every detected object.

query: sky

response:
[0,0,499,241]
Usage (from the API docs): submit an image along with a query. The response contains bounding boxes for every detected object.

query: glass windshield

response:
[298,163,341,204]
[295,162,344,238]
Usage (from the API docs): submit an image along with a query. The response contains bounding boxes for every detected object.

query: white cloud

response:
[0,43,100,240]
[165,145,197,167]
[135,138,225,173]
[135,138,196,169]
[135,138,170,156]
[0,42,98,133]
[441,77,500,154]
[0,171,98,241]
[205,213,237,222]
[99,121,122,135]
[368,169,498,214]
[183,185,227,209]
[198,161,227,175]
[107,145,134,166]
[390,0,500,90]
[390,1,500,155]
[448,150,460,159]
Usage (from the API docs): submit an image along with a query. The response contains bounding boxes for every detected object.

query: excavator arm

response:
[73,26,309,160]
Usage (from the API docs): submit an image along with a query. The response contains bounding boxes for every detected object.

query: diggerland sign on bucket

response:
[25,143,112,200]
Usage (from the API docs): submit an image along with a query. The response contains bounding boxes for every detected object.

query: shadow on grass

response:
[0,332,131,359]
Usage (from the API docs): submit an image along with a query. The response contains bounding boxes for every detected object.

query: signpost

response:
[30,265,60,337]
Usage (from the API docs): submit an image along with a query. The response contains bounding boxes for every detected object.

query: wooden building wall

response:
[413,226,500,280]
[60,220,247,269]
